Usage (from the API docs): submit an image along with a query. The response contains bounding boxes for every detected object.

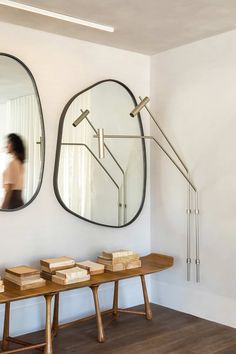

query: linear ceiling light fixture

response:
[0,0,114,32]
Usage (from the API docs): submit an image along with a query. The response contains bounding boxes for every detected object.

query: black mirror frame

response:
[0,53,45,212]
[54,79,147,228]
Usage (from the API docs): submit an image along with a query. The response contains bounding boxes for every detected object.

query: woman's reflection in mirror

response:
[1,134,25,209]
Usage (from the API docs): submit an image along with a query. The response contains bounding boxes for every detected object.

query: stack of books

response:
[40,256,76,280]
[4,266,46,290]
[76,260,105,275]
[0,278,4,292]
[52,267,90,285]
[97,250,141,271]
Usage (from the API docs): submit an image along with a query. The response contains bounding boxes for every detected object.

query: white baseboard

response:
[151,278,236,328]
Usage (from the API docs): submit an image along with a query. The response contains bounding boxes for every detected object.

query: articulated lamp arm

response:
[95,131,196,192]
[94,129,200,283]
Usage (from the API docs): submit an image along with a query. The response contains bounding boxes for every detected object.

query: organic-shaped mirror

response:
[0,53,45,211]
[54,80,146,227]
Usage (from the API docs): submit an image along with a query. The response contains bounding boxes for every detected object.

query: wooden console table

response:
[0,253,173,354]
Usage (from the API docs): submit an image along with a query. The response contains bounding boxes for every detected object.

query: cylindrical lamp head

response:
[72,109,90,127]
[98,128,105,159]
[130,97,150,117]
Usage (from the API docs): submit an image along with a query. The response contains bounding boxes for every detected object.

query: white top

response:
[3,158,24,190]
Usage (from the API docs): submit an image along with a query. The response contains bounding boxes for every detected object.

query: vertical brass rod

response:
[195,192,200,282]
[186,174,192,281]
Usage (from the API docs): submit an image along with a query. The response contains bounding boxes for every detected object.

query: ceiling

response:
[1,0,236,55]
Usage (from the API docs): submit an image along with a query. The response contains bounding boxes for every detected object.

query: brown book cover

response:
[5,266,40,278]
[52,274,90,285]
[4,278,46,290]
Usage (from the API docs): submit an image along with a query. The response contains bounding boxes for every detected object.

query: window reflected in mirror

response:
[54,80,146,227]
[0,54,44,211]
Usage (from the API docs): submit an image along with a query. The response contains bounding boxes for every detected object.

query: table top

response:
[0,253,174,304]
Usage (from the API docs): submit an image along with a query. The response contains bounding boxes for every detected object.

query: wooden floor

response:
[5,304,236,354]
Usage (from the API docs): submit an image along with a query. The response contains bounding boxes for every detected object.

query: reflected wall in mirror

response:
[0,53,45,211]
[54,80,146,227]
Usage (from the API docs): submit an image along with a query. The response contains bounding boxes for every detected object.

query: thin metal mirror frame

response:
[0,53,45,212]
[54,79,147,228]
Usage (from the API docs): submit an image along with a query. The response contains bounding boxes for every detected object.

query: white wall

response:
[0,21,150,336]
[150,29,236,328]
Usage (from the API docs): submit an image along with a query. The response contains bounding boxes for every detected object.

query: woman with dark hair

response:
[1,133,25,209]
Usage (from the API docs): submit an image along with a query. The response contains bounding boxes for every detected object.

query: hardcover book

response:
[76,261,104,275]
[52,274,90,285]
[40,257,75,270]
[5,266,40,278]
[4,278,46,291]
[55,267,88,280]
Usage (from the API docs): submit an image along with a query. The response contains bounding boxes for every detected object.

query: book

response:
[41,271,52,281]
[97,254,140,265]
[41,265,75,274]
[52,274,90,285]
[76,261,104,275]
[40,257,75,271]
[5,273,41,286]
[4,278,46,290]
[126,260,142,269]
[97,249,141,272]
[102,250,134,259]
[5,266,40,278]
[104,263,125,272]
[0,278,4,293]
[55,267,88,280]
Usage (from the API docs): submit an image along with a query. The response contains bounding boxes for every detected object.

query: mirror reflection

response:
[54,80,146,227]
[0,54,44,210]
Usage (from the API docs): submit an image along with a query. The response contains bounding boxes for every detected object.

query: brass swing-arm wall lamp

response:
[94,97,200,283]
[72,110,127,224]
[130,97,199,283]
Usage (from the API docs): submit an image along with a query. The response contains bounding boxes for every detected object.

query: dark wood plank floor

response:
[6,304,236,354]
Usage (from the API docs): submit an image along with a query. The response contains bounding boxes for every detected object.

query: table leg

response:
[140,275,152,320]
[52,293,59,337]
[2,302,10,351]
[44,294,53,354]
[112,281,119,319]
[90,285,105,343]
